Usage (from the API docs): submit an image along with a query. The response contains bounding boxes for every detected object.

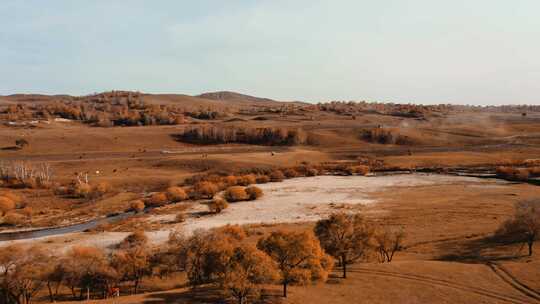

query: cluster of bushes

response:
[224,186,263,202]
[129,162,371,215]
[361,128,414,145]
[183,162,370,190]
[0,191,32,226]
[144,186,189,208]
[0,212,409,304]
[174,126,307,145]
[54,181,112,201]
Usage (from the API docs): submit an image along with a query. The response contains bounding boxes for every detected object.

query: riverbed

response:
[0,174,509,249]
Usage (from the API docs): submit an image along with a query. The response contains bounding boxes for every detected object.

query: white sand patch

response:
[155,174,498,238]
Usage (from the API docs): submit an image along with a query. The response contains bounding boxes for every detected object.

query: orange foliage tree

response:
[315,213,373,278]
[257,231,334,297]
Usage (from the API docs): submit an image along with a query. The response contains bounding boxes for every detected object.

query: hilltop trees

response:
[499,199,540,256]
[314,213,373,278]
[257,230,333,297]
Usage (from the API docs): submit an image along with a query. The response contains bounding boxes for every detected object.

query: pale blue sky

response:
[1,1,539,104]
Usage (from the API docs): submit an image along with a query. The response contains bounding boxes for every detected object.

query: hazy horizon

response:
[1,1,539,105]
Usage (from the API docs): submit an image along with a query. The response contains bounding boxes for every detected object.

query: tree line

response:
[0,213,405,304]
[174,126,307,146]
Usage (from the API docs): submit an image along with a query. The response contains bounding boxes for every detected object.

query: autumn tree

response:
[119,230,148,249]
[63,246,117,300]
[374,225,405,263]
[44,261,66,303]
[111,246,151,294]
[183,230,235,286]
[315,213,373,278]
[181,228,276,303]
[0,245,50,304]
[150,229,187,279]
[257,230,334,297]
[499,199,540,256]
[221,244,278,304]
[0,245,24,304]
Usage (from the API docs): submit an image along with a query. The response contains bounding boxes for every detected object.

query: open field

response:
[1,92,539,304]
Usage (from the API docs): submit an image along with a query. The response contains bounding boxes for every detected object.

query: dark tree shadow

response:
[435,232,529,263]
[141,286,283,304]
[1,146,20,151]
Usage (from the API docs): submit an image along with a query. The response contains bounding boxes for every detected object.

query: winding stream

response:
[0,212,133,242]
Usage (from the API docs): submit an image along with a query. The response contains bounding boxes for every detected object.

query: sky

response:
[1,1,539,105]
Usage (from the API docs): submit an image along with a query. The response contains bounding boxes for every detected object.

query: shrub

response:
[237,174,257,186]
[225,186,249,202]
[194,181,219,199]
[131,200,146,213]
[245,186,263,200]
[148,192,168,207]
[166,186,188,202]
[0,192,22,204]
[209,197,228,213]
[528,167,540,177]
[93,182,111,195]
[256,175,270,184]
[0,197,15,215]
[306,168,319,176]
[496,166,530,181]
[73,183,92,198]
[175,212,186,223]
[346,165,370,176]
[283,168,299,178]
[2,212,25,226]
[269,170,285,182]
[119,230,148,249]
[215,224,247,240]
[53,185,70,196]
[21,206,33,218]
[224,175,238,186]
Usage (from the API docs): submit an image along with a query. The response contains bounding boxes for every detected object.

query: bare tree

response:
[374,225,405,263]
[499,199,540,256]
[315,213,373,278]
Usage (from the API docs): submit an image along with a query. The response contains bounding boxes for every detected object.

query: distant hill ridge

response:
[197,91,277,103]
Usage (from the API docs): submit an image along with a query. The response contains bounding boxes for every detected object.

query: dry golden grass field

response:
[1,92,539,304]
